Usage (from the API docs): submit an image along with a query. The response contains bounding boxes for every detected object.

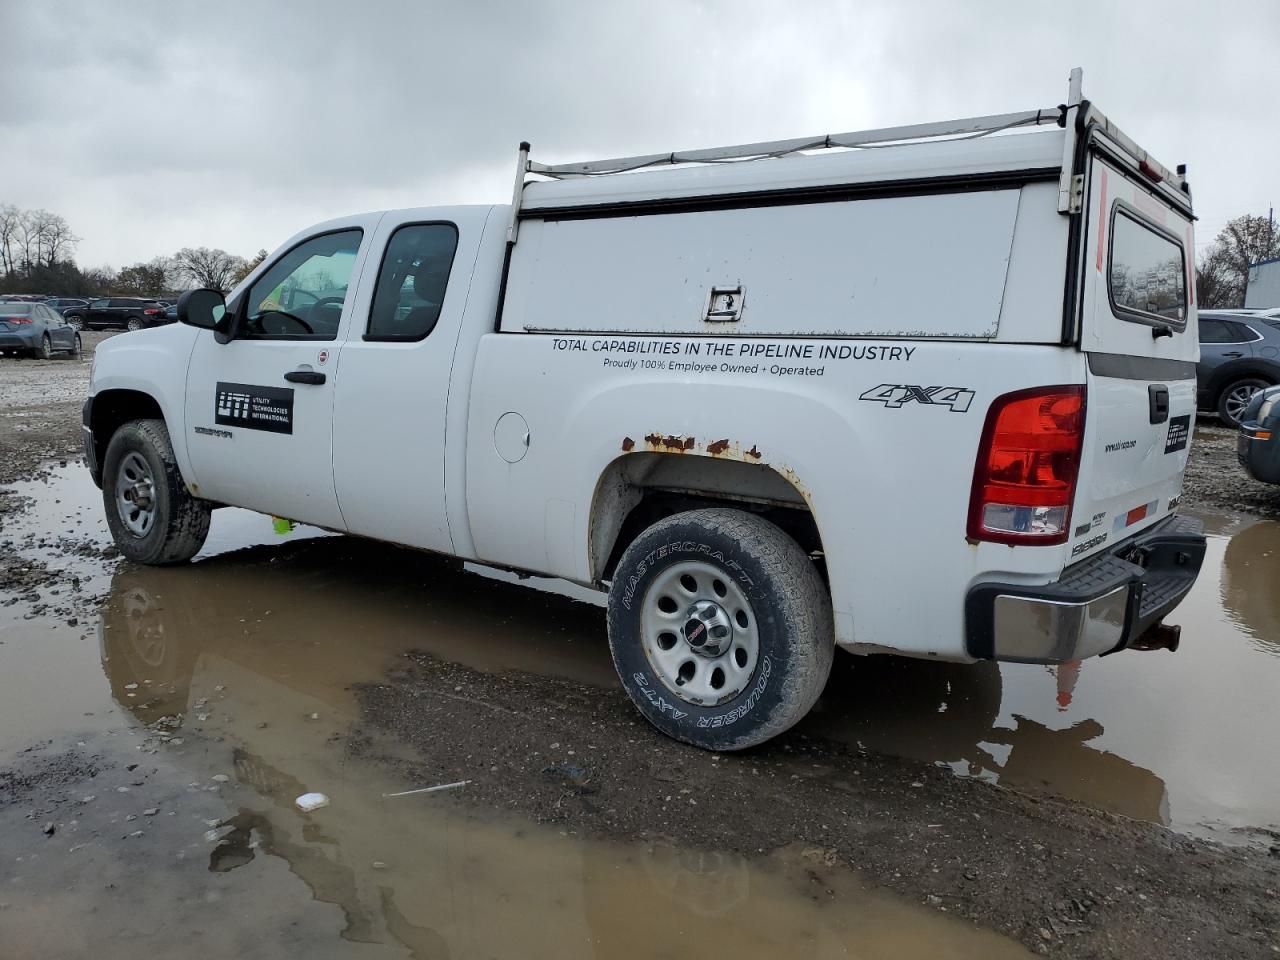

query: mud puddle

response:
[1,469,1032,959]
[4,465,1280,843]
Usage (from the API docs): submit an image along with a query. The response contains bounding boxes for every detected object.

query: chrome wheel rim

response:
[1226,384,1261,423]
[640,560,759,705]
[127,319,142,331]
[115,452,156,537]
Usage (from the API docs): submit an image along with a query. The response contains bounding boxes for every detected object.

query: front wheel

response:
[102,419,211,565]
[607,508,834,751]
[1218,376,1270,427]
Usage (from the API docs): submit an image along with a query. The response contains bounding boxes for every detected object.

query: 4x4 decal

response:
[859,384,975,412]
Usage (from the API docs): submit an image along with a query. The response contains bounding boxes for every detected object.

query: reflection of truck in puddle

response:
[100,535,1170,847]
[97,552,1027,959]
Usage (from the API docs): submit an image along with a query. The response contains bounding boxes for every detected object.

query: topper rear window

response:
[1108,205,1187,330]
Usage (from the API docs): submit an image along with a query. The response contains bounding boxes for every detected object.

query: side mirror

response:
[177,288,228,332]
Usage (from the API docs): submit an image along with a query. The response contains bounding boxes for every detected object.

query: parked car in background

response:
[64,298,171,332]
[0,302,82,359]
[1237,384,1280,484]
[46,297,90,315]
[160,302,179,323]
[1196,310,1280,427]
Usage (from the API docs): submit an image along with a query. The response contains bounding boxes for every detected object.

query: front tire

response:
[102,419,211,565]
[607,508,834,751]
[1218,376,1270,427]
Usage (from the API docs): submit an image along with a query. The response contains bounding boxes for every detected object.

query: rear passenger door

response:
[1197,318,1255,380]
[331,210,480,554]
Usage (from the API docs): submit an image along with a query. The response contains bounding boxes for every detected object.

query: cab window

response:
[1108,206,1187,328]
[242,229,363,340]
[366,223,459,341]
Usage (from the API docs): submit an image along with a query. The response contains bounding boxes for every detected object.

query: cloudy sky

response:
[2,0,1277,269]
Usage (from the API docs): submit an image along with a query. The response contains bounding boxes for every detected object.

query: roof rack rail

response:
[503,69,1186,244]
[526,105,1066,179]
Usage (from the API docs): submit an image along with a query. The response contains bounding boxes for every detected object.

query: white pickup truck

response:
[85,70,1206,750]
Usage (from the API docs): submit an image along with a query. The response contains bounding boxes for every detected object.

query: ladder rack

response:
[503,68,1188,247]
[526,106,1065,179]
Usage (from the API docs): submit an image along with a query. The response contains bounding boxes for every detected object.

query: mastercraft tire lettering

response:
[607,508,834,751]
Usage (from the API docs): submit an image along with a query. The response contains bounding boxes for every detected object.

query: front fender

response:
[89,325,201,484]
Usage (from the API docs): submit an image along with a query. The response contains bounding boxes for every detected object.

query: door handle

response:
[1223,351,1244,358]
[284,369,326,385]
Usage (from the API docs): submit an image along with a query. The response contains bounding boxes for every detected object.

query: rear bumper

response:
[0,331,38,350]
[965,514,1206,664]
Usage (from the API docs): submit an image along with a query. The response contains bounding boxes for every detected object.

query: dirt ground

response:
[1,349,1278,958]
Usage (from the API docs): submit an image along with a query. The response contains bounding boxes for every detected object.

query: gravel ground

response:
[1185,419,1280,516]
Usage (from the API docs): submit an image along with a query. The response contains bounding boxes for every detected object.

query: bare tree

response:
[173,247,248,293]
[1197,213,1280,308]
[231,248,268,286]
[39,212,79,266]
[0,204,20,276]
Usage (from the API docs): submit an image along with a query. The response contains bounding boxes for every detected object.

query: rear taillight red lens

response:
[144,308,159,315]
[968,385,1086,545]
[7,316,32,324]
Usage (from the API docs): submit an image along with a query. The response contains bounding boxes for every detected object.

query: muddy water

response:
[4,465,1280,842]
[1,467,1030,959]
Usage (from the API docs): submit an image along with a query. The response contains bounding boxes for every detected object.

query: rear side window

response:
[366,223,459,341]
[1108,205,1187,328]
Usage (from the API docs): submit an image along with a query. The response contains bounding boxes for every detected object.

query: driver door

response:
[182,221,377,529]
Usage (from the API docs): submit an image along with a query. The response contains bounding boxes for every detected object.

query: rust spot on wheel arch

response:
[745,444,762,460]
[645,433,695,452]
[621,437,635,452]
[706,438,731,456]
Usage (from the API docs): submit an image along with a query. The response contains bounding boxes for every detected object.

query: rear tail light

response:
[7,316,32,324]
[144,308,160,316]
[968,385,1086,545]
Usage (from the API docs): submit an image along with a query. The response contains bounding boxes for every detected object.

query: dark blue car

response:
[0,301,82,359]
[1238,384,1280,484]
[1197,311,1280,426]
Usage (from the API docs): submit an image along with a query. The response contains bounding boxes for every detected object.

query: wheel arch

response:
[589,451,826,586]
[88,389,166,486]
[1208,360,1280,400]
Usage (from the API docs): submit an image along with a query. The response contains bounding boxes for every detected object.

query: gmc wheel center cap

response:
[683,600,732,657]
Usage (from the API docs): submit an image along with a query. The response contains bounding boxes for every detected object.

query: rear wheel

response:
[607,508,833,751]
[1218,376,1270,427]
[102,419,211,565]
[33,335,52,360]
[66,315,84,331]
[66,334,82,359]
[126,317,144,332]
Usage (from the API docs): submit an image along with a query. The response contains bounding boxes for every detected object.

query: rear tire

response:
[66,315,84,331]
[103,419,211,565]
[32,335,52,360]
[1218,376,1270,427]
[606,508,834,751]
[66,334,82,359]
[126,317,144,332]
